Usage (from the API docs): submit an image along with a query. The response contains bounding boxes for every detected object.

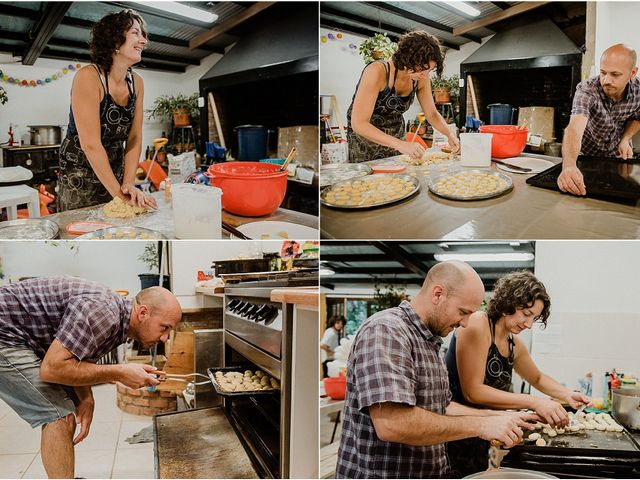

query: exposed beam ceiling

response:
[22,2,71,65]
[363,1,483,44]
[453,1,549,36]
[491,2,512,11]
[189,1,276,49]
[369,241,428,277]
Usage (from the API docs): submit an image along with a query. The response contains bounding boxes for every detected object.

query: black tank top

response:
[445,314,515,405]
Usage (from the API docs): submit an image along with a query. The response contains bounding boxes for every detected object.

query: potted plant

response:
[137,243,170,290]
[430,74,460,104]
[372,283,410,313]
[146,93,199,127]
[358,33,398,64]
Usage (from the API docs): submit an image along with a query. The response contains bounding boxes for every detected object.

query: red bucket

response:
[323,375,346,400]
[206,162,288,217]
[479,125,528,159]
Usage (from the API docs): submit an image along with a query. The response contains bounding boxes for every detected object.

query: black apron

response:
[58,65,136,211]
[445,316,515,477]
[346,61,418,163]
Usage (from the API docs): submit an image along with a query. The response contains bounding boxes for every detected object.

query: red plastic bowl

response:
[479,125,528,159]
[206,162,288,217]
[323,376,346,400]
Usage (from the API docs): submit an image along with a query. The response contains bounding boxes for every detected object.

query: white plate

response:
[233,221,319,240]
[496,156,555,174]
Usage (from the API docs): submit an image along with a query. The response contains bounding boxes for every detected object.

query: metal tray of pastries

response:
[76,226,167,240]
[207,367,280,397]
[428,169,513,201]
[320,163,372,188]
[321,174,420,209]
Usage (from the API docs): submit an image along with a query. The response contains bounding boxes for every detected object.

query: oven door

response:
[153,407,258,479]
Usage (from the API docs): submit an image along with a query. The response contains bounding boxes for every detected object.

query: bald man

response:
[558,44,640,195]
[336,261,538,479]
[0,275,182,478]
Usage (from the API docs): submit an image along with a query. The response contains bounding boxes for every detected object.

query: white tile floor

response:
[0,384,155,479]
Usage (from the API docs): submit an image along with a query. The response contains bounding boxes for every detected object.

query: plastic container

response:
[206,162,287,217]
[323,376,346,400]
[259,158,286,165]
[171,183,222,239]
[487,103,516,125]
[479,125,528,159]
[235,125,269,161]
[460,133,493,167]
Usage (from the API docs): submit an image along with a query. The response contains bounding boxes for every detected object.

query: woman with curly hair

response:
[58,9,156,211]
[444,270,590,476]
[346,30,460,162]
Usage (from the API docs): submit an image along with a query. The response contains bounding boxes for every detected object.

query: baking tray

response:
[207,367,279,398]
[320,163,372,188]
[0,218,59,239]
[320,173,420,209]
[428,169,513,201]
[75,226,167,240]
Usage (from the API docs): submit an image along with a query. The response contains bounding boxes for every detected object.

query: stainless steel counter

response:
[320,154,640,239]
[47,192,319,239]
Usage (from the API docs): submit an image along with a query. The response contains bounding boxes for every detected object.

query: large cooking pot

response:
[205,162,287,217]
[612,387,640,430]
[465,467,558,479]
[28,125,62,146]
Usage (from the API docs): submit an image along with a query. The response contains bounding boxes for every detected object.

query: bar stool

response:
[0,185,41,220]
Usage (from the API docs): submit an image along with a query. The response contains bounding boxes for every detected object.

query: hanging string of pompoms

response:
[0,63,83,87]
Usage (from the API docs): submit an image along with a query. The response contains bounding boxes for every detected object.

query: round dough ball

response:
[536,438,547,447]
[528,433,541,441]
[548,430,557,437]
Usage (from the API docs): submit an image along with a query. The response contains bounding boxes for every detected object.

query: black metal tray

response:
[207,367,279,398]
[526,155,640,202]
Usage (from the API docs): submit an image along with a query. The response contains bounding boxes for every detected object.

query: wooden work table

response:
[46,192,319,239]
[321,153,640,239]
[271,287,318,307]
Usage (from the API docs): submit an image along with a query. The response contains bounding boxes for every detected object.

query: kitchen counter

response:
[47,192,319,239]
[320,154,640,239]
[271,287,318,307]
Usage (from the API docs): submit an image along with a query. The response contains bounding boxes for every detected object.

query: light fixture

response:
[434,253,534,262]
[132,2,218,24]
[320,267,336,276]
[447,1,481,17]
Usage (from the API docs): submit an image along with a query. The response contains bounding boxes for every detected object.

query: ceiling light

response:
[447,1,481,17]
[320,267,336,276]
[434,253,534,262]
[132,2,218,24]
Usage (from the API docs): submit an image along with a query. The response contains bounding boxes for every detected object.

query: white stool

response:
[0,185,41,220]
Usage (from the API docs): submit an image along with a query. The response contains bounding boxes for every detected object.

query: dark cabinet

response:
[1,146,60,182]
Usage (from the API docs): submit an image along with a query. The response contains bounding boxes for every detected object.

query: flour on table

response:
[103,197,147,218]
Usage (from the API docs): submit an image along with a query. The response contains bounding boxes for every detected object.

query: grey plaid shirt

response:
[336,301,452,479]
[571,76,640,156]
[0,276,132,362]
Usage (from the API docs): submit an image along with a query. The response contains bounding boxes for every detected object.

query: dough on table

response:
[103,197,147,218]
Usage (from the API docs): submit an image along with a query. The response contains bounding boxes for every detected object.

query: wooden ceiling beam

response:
[453,1,549,36]
[370,241,428,278]
[320,18,399,42]
[189,1,276,49]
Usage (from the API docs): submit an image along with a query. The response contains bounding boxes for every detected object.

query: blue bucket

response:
[487,104,516,125]
[235,125,269,161]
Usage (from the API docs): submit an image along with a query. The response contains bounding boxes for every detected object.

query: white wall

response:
[0,240,148,295]
[319,27,488,129]
[0,51,222,155]
[532,241,640,399]
[593,2,640,75]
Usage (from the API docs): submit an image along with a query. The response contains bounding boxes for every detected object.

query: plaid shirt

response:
[336,301,452,479]
[571,76,640,156]
[0,276,132,362]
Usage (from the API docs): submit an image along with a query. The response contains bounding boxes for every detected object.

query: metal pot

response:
[612,387,640,430]
[28,125,62,146]
[465,468,558,479]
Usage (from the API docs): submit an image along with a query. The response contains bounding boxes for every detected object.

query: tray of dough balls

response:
[76,226,167,240]
[518,411,638,455]
[321,174,420,209]
[207,367,280,397]
[428,169,513,201]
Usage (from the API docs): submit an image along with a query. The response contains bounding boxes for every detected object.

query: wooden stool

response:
[0,185,40,220]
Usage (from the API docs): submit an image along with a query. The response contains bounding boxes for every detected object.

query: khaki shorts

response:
[0,345,79,428]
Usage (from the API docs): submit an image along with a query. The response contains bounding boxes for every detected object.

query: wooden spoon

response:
[279,147,298,172]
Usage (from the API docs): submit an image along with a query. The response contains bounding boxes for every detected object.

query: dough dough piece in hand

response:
[103,197,147,218]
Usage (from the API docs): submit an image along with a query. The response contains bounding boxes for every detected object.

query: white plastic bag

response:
[167,151,196,184]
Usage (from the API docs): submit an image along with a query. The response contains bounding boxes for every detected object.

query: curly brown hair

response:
[486,271,551,327]
[89,9,148,72]
[392,30,445,76]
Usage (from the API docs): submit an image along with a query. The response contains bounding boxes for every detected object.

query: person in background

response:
[58,9,157,211]
[0,276,182,478]
[321,315,345,378]
[336,261,538,479]
[445,270,591,477]
[346,30,460,163]
[558,43,640,195]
